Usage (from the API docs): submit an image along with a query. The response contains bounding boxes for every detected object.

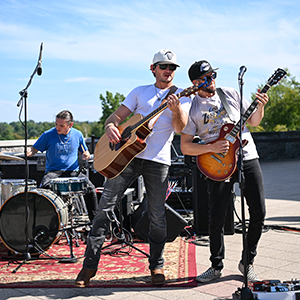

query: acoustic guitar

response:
[196,68,287,181]
[94,83,209,178]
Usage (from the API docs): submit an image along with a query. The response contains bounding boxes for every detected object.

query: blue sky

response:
[1,0,299,123]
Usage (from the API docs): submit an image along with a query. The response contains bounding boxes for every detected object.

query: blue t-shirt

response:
[33,127,87,172]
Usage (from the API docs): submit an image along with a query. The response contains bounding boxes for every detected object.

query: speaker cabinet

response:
[192,165,234,236]
[131,198,188,242]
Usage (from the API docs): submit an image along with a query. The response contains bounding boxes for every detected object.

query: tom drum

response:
[0,179,37,207]
[50,177,87,195]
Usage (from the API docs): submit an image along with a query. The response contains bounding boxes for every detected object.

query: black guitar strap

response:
[216,87,236,123]
[165,85,178,99]
[148,85,178,129]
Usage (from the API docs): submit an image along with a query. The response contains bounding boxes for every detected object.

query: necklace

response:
[154,84,163,101]
[58,130,71,144]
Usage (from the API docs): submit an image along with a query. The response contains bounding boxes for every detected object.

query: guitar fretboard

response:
[229,84,270,138]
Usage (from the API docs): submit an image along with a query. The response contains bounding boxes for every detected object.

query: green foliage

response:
[99,91,125,124]
[0,91,126,140]
[249,69,300,132]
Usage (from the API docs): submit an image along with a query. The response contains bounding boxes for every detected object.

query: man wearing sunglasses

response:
[180,60,268,283]
[75,49,191,287]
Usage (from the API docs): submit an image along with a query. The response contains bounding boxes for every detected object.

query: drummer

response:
[27,110,97,222]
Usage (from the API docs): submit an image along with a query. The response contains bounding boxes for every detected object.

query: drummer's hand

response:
[82,150,91,160]
[27,146,37,157]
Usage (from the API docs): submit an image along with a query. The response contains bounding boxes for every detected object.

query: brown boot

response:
[151,268,166,285]
[75,268,97,287]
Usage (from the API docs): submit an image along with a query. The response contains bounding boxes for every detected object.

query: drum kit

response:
[0,152,90,261]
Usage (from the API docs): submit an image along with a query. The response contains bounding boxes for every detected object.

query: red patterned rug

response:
[0,236,197,288]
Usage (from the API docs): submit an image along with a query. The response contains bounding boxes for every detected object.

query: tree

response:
[99,92,125,124]
[248,69,300,132]
[90,91,126,138]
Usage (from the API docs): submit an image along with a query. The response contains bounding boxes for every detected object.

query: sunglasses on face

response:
[198,72,217,82]
[157,64,177,71]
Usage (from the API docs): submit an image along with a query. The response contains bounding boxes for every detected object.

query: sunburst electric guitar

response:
[94,83,210,179]
[196,68,287,181]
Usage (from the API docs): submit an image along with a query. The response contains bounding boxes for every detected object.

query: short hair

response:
[56,110,73,125]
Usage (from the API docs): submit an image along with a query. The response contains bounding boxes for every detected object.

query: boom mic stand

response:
[236,66,254,300]
[14,42,43,271]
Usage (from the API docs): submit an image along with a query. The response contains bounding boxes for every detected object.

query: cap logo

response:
[200,62,210,72]
[164,51,174,60]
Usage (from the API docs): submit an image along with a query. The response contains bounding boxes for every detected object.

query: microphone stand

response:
[237,69,253,299]
[14,42,43,272]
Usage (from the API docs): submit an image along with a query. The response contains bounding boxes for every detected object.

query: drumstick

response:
[81,144,86,152]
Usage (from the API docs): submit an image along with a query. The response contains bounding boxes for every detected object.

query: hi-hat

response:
[0,152,24,161]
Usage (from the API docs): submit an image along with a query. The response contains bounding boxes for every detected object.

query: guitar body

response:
[93,114,152,179]
[196,123,247,181]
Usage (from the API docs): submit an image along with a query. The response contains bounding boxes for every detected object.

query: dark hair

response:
[56,110,73,125]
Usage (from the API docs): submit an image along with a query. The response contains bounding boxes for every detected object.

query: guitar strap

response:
[148,85,178,129]
[165,85,178,98]
[216,87,236,123]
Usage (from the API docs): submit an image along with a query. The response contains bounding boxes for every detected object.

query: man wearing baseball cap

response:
[75,49,191,287]
[181,60,268,283]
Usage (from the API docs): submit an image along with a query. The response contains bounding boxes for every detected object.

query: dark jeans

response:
[83,158,169,271]
[40,170,98,222]
[206,158,266,270]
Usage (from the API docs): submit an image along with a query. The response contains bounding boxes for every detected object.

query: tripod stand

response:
[101,193,149,258]
[14,42,43,271]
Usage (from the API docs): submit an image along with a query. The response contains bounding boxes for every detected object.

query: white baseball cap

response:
[152,49,180,67]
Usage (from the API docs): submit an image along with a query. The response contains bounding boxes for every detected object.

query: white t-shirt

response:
[182,87,258,161]
[122,84,192,166]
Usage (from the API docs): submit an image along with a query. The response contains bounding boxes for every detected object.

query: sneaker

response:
[196,267,222,283]
[238,262,259,281]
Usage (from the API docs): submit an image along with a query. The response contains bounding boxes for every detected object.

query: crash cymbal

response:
[0,152,24,161]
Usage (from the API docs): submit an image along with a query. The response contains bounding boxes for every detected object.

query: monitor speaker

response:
[131,198,188,242]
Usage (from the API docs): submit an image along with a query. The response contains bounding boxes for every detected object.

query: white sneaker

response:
[196,267,222,283]
[238,262,259,281]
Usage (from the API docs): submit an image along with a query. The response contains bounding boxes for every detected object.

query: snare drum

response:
[50,177,87,195]
[0,179,37,207]
[0,188,68,255]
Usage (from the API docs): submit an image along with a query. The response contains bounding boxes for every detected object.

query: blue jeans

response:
[83,158,169,270]
[206,158,266,270]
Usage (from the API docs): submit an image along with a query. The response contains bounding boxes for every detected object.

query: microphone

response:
[37,42,43,76]
[238,65,247,80]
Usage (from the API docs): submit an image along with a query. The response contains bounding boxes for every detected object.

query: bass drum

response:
[0,188,68,255]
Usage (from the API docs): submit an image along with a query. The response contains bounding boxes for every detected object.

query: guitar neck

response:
[229,83,271,138]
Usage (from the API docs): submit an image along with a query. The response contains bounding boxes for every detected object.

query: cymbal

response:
[0,152,24,161]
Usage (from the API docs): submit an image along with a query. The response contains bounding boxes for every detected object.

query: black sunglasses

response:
[198,72,217,82]
[157,64,177,71]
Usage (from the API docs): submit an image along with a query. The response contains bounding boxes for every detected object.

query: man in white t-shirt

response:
[75,49,191,287]
[181,60,268,283]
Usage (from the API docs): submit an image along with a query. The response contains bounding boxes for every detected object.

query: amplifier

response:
[166,190,193,210]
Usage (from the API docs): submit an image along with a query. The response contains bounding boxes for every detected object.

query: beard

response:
[203,86,216,94]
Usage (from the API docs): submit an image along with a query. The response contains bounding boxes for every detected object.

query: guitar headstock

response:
[267,68,287,87]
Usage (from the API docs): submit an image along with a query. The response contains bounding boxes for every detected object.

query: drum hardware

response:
[48,178,91,262]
